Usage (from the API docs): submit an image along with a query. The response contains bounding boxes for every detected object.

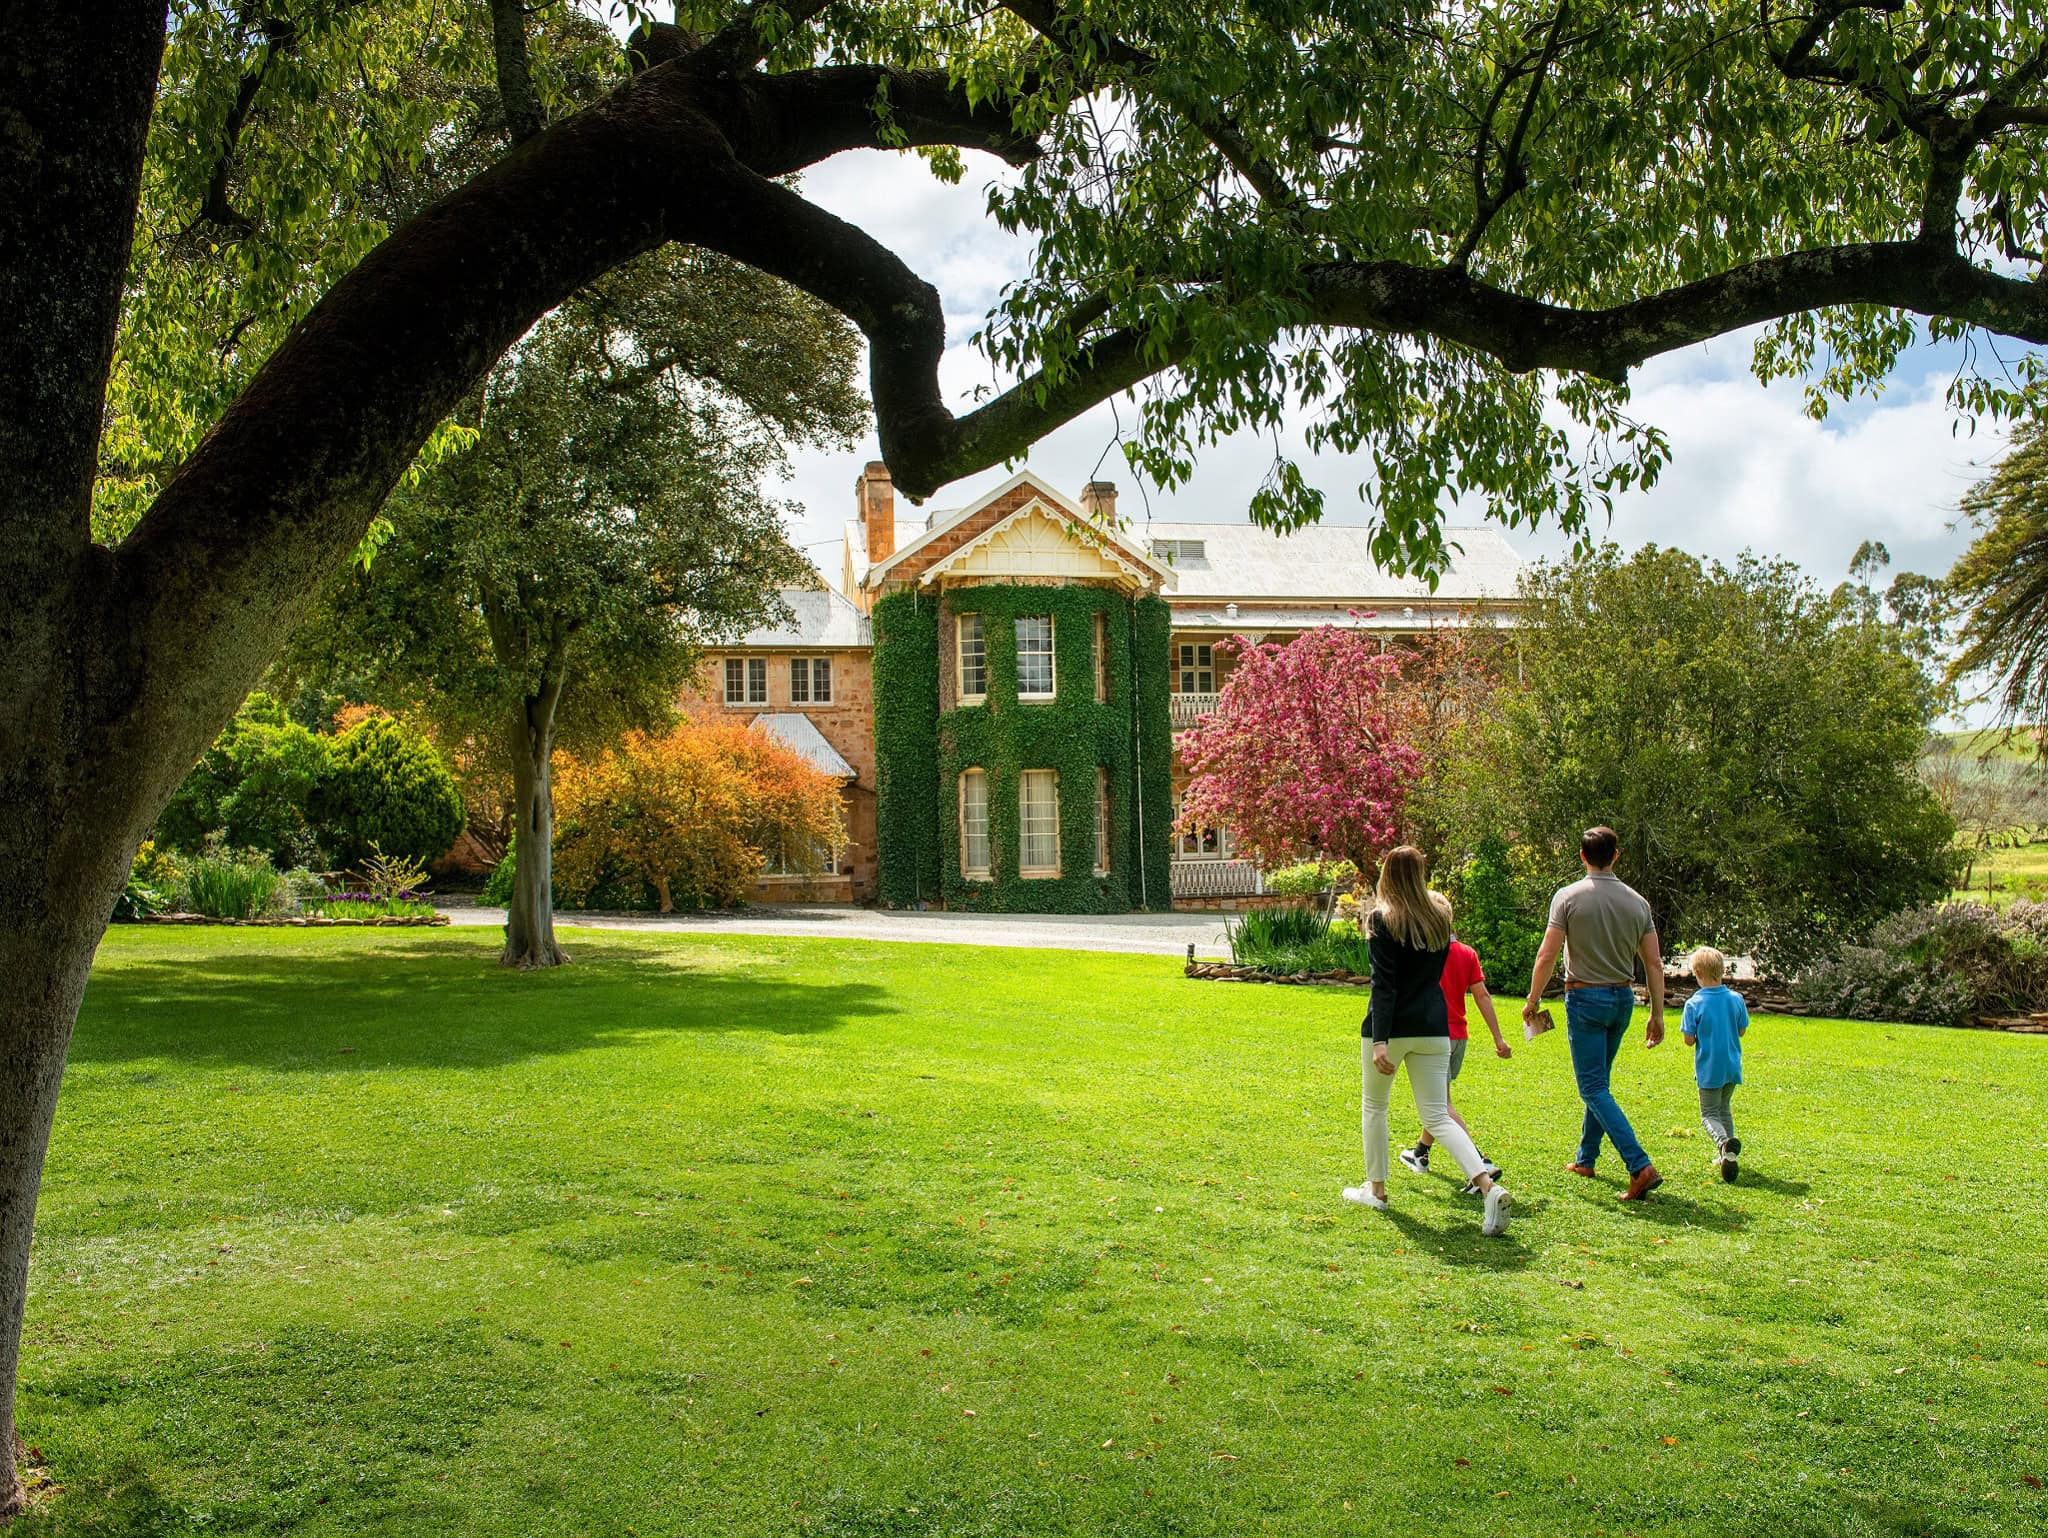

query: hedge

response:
[873,584,1172,913]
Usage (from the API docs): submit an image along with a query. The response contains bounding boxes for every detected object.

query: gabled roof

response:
[864,470,1175,591]
[734,586,871,648]
[751,713,856,778]
[1141,521,1524,604]
[917,499,1164,592]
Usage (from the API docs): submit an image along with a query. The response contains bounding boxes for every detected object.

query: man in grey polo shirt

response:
[1523,826,1666,1201]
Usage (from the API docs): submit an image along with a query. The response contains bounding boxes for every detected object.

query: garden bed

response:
[134,912,449,928]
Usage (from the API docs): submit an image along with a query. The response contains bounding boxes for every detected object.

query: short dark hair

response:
[1581,826,1619,868]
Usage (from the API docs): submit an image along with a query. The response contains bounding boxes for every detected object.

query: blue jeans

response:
[1565,987,1651,1175]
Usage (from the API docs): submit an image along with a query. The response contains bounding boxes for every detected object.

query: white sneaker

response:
[1397,1147,1430,1175]
[1482,1184,1513,1237]
[1342,1185,1389,1210]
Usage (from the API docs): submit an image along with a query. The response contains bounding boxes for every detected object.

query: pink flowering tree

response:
[1175,628,1423,875]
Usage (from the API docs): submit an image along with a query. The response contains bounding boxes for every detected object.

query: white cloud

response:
[768,152,2010,604]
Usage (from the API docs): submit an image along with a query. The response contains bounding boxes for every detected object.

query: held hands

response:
[1371,1041,1397,1076]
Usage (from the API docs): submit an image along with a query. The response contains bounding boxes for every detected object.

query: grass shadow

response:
[1729,1169,1811,1197]
[1381,1202,1534,1270]
[73,935,897,1072]
[1557,1178,1754,1233]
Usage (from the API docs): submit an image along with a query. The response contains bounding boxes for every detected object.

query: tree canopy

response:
[1489,544,1957,968]
[293,243,864,963]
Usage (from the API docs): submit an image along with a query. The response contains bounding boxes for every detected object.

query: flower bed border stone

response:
[1184,959,1370,987]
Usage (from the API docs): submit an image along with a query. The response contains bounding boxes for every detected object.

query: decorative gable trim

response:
[862,470,1174,592]
[916,499,1161,591]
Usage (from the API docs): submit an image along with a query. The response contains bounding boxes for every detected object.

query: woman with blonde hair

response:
[1344,846,1513,1236]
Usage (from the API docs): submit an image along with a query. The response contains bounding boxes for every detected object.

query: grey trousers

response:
[1698,1084,1737,1148]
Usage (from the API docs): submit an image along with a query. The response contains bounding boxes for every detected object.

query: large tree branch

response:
[109,50,1040,816]
[488,0,544,144]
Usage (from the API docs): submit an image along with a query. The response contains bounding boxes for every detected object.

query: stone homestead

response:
[693,464,1526,909]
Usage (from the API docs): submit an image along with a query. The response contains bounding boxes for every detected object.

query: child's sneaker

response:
[1720,1136,1741,1183]
[1342,1186,1389,1210]
[1481,1184,1513,1237]
[1398,1146,1430,1175]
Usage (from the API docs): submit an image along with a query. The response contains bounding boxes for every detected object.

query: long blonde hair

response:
[1374,845,1452,951]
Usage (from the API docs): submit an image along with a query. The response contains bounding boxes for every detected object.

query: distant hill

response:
[1935,727,2044,761]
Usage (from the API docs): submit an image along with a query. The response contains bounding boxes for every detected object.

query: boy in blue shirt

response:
[1680,946,1748,1183]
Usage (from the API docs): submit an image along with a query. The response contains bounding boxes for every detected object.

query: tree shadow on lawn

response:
[70,937,896,1072]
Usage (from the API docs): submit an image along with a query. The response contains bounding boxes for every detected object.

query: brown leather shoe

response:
[1563,1162,1597,1178]
[1618,1164,1663,1201]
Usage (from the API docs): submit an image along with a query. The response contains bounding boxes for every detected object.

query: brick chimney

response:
[857,461,895,564]
[1079,480,1118,524]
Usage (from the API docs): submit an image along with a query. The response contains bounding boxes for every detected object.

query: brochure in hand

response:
[1523,1007,1556,1043]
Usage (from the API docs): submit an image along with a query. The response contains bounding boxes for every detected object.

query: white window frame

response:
[959,768,991,879]
[1020,768,1060,877]
[1177,642,1214,695]
[1016,615,1055,701]
[1094,767,1111,876]
[725,656,768,706]
[1174,794,1231,858]
[957,613,988,703]
[789,656,832,705]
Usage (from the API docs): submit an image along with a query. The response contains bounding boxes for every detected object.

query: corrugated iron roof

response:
[750,713,857,779]
[734,587,871,649]
[1143,522,1525,603]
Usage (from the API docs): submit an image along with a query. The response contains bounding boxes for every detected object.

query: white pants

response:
[1362,1036,1487,1184]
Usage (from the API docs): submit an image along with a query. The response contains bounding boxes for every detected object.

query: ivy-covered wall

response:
[873,584,1172,913]
[872,590,942,906]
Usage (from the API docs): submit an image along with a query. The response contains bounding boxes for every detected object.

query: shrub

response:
[312,714,465,868]
[157,693,332,866]
[179,846,284,919]
[1794,900,2048,1025]
[112,841,180,922]
[553,719,846,912]
[1262,859,1360,899]
[1446,835,1546,995]
[1226,906,1373,976]
[480,835,517,907]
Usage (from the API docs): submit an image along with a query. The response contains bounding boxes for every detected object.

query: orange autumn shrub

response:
[552,718,846,912]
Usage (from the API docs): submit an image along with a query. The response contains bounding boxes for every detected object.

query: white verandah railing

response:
[1169,858,1265,900]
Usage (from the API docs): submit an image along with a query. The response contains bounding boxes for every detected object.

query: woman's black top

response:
[1363,909,1450,1043]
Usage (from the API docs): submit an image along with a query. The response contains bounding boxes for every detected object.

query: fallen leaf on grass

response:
[2023,1474,2042,1489]
[1490,1386,1513,1396]
[1210,1451,1238,1462]
[1454,1457,1470,1468]
[961,1409,976,1418]
[1661,1437,1679,1446]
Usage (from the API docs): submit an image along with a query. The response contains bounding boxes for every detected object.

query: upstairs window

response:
[1177,643,1214,695]
[724,657,768,706]
[1020,769,1060,875]
[959,769,990,879]
[957,613,987,702]
[1150,538,1206,562]
[1093,611,1108,702]
[789,657,832,704]
[1016,615,1055,699]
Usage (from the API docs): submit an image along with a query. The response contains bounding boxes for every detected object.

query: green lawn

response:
[19,928,2048,1536]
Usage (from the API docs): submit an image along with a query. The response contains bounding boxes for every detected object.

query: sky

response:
[769,146,2015,613]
